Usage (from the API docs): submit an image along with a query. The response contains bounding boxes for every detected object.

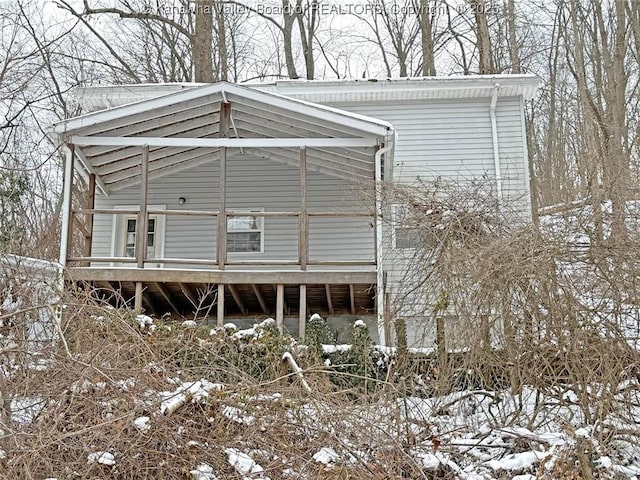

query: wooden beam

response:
[217,146,226,269]
[67,268,377,285]
[217,284,225,327]
[134,281,143,313]
[299,284,307,340]
[133,147,149,313]
[178,282,198,307]
[349,284,356,315]
[142,291,158,316]
[84,173,96,260]
[136,146,149,269]
[299,148,308,270]
[252,284,268,314]
[325,284,334,316]
[71,136,379,148]
[273,284,289,315]
[154,282,180,315]
[228,284,247,315]
[73,216,91,238]
[276,284,284,334]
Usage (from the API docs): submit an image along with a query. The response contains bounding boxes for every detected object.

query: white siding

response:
[91,154,375,266]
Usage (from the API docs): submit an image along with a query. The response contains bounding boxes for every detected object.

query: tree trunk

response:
[470,0,495,74]
[282,0,299,79]
[418,0,436,76]
[194,0,214,82]
[215,0,228,81]
[506,0,520,73]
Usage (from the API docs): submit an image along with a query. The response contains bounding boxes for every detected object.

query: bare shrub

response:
[381,178,640,445]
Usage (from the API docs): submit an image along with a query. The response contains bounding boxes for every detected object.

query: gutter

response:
[374,132,394,346]
[489,84,503,200]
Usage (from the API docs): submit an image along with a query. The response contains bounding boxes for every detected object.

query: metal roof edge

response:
[253,74,541,101]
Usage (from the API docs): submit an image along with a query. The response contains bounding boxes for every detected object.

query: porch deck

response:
[68,267,376,336]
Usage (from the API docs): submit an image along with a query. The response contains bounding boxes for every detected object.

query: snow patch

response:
[133,416,150,433]
[87,451,115,466]
[313,447,340,465]
[190,463,219,480]
[225,448,265,476]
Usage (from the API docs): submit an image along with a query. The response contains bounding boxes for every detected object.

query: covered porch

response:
[55,82,393,339]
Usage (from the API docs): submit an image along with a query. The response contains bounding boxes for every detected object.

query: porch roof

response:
[54,82,393,195]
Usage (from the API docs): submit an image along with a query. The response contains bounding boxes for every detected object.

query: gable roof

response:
[55,82,393,194]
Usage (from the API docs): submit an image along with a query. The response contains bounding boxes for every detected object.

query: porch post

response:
[217,146,227,269]
[134,145,149,312]
[217,283,225,327]
[299,147,308,270]
[58,144,75,268]
[83,173,96,261]
[298,284,306,339]
[276,284,284,334]
[298,148,308,339]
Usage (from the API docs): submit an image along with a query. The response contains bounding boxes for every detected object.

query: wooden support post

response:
[299,147,308,270]
[217,284,225,326]
[349,284,356,315]
[228,284,247,315]
[325,284,334,316]
[299,284,307,340]
[134,146,149,314]
[252,284,268,314]
[276,284,284,334]
[217,146,227,270]
[154,282,180,315]
[134,281,143,312]
[84,173,96,260]
[179,282,198,307]
[136,146,150,269]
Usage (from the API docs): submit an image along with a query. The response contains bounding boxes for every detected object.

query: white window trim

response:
[111,205,166,267]
[226,208,265,255]
[391,204,418,251]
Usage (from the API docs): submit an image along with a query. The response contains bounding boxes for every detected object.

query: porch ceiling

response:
[55,82,393,194]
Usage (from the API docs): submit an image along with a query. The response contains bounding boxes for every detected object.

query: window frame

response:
[123,215,157,259]
[226,208,264,255]
[111,205,166,266]
[391,204,421,251]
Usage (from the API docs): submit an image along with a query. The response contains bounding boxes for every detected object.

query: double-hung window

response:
[227,211,263,253]
[124,217,157,259]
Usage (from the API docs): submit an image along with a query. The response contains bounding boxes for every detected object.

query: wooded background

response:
[0,0,638,255]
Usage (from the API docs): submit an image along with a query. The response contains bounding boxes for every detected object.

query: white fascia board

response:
[56,81,392,138]
[55,83,228,134]
[256,74,541,101]
[71,136,379,148]
[225,84,393,136]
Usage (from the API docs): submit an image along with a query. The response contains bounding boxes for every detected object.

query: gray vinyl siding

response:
[334,97,529,213]
[332,97,531,346]
[91,154,374,266]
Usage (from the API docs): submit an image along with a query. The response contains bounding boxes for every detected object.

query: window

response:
[227,212,263,253]
[124,217,157,258]
[393,205,421,250]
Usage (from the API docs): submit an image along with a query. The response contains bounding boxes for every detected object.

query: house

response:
[54,75,540,345]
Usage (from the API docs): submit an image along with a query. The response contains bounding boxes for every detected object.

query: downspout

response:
[374,131,394,346]
[57,143,74,327]
[489,84,503,200]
